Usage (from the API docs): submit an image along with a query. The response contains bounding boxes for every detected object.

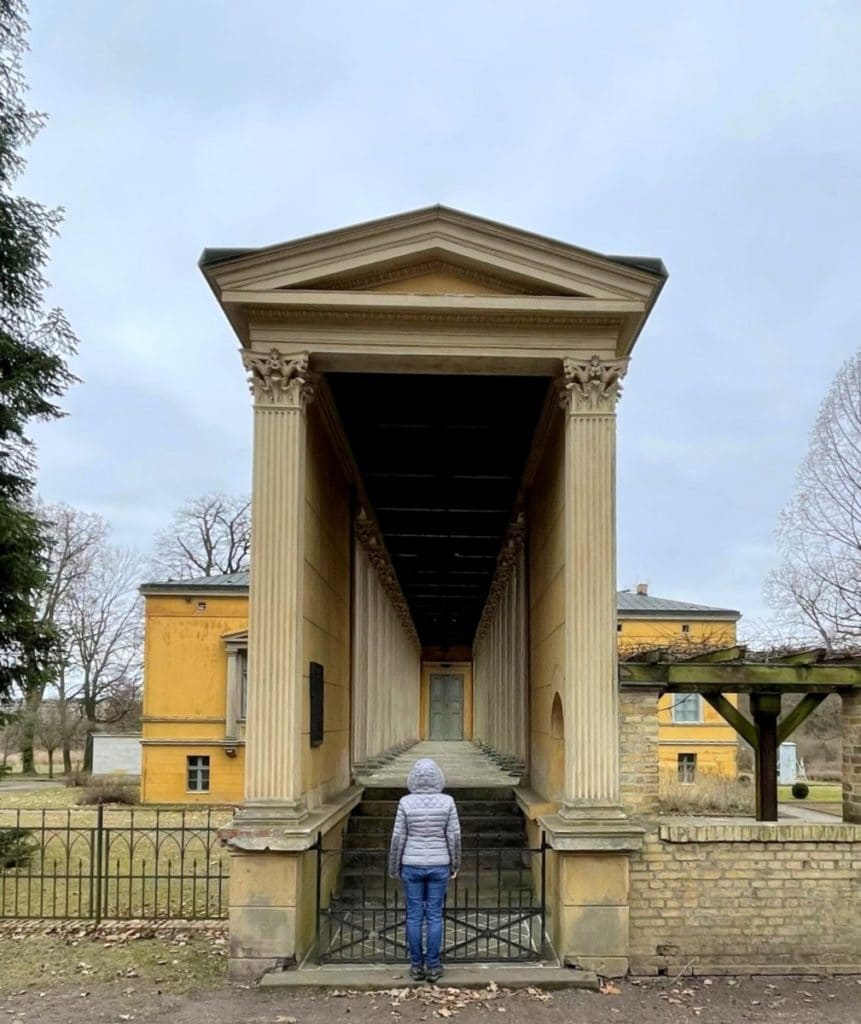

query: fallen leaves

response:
[356,983,553,1018]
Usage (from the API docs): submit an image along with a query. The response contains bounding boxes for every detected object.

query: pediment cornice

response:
[201,206,667,357]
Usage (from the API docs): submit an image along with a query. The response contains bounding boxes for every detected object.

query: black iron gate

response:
[315,836,546,963]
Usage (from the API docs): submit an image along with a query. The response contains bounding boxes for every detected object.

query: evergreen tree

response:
[0,0,77,701]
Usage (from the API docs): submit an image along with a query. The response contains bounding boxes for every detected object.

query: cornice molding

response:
[559,355,628,414]
[242,349,316,409]
[355,507,421,652]
[474,506,526,644]
[246,306,626,332]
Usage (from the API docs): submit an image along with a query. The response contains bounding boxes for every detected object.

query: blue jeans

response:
[401,864,450,969]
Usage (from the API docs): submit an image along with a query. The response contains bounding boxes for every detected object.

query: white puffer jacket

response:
[387,758,462,878]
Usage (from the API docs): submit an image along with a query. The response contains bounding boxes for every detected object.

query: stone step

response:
[348,815,525,836]
[343,831,526,851]
[342,849,531,871]
[361,786,517,802]
[356,799,519,818]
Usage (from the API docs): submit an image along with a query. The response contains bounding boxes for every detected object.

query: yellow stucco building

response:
[140,575,740,804]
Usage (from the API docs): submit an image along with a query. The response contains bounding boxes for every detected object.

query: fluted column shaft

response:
[242,350,314,818]
[560,356,627,819]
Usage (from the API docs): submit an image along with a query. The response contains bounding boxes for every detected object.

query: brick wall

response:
[843,690,861,824]
[629,823,861,973]
[619,689,660,815]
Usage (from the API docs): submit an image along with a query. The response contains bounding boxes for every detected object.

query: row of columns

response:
[236,346,628,828]
[351,538,421,764]
[473,538,528,764]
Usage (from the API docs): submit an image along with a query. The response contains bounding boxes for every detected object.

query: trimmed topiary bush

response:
[0,827,35,869]
[791,781,810,799]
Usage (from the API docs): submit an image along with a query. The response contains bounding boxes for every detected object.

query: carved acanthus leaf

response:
[242,349,315,408]
[559,355,627,413]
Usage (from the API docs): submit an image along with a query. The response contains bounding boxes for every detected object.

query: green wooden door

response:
[429,673,464,740]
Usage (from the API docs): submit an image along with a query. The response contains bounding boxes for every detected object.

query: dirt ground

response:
[0,924,858,1024]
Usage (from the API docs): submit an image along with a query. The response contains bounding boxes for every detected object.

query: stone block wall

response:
[629,822,861,973]
[843,690,861,823]
[619,689,660,815]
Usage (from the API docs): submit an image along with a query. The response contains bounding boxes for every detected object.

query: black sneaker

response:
[409,965,426,981]
[425,966,443,984]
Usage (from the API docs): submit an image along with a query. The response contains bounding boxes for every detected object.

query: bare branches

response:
[766,349,861,649]
[151,492,250,579]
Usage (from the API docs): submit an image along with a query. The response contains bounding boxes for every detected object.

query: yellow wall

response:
[619,616,739,778]
[141,594,248,804]
[528,417,566,801]
[300,403,352,809]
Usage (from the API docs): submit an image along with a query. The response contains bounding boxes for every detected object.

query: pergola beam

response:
[703,693,758,749]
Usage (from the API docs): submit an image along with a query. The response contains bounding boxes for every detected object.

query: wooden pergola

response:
[619,646,861,821]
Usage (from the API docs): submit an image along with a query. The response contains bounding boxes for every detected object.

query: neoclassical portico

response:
[201,206,666,978]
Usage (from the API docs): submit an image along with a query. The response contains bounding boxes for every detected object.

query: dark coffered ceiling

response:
[327,372,551,648]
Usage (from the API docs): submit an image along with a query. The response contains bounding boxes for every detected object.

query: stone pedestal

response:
[542,815,644,976]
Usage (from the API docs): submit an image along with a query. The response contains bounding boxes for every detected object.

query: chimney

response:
[636,582,648,596]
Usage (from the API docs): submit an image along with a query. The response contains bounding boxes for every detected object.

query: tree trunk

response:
[19,685,45,774]
[46,749,54,779]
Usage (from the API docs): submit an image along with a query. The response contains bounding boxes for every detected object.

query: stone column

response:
[239,349,314,820]
[559,355,627,820]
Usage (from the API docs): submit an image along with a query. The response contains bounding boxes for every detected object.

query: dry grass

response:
[0,920,226,994]
[658,770,755,816]
[0,797,233,921]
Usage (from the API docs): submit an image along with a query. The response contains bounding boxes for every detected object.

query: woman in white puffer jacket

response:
[388,758,461,983]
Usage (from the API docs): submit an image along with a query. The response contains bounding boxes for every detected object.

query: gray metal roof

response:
[139,571,250,594]
[141,572,739,618]
[616,591,740,619]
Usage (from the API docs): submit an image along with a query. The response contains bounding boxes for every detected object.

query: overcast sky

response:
[21,1,861,630]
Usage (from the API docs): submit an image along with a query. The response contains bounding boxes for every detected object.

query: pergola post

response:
[750,692,781,822]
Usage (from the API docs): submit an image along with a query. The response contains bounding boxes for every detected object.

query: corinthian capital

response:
[559,355,628,414]
[242,349,315,409]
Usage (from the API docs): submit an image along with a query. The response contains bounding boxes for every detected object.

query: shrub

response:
[0,763,12,782]
[64,769,92,788]
[791,782,810,800]
[0,827,35,869]
[77,776,139,806]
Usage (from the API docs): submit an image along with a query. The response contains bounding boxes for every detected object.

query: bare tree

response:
[18,505,106,773]
[765,350,861,648]
[33,702,83,779]
[151,492,251,579]
[64,544,144,770]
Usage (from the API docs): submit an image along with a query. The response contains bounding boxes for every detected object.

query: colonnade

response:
[351,532,421,765]
[472,522,528,764]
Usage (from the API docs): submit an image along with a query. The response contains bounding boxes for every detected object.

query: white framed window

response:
[677,753,697,784]
[187,755,210,792]
[672,693,702,723]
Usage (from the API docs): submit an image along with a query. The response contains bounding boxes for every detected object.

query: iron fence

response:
[315,837,546,963]
[0,805,229,921]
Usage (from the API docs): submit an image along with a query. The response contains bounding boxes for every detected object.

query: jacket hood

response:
[407,758,446,794]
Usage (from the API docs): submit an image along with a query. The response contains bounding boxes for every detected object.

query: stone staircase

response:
[335,786,537,908]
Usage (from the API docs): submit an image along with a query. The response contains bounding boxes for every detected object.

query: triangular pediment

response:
[310,257,565,297]
[201,206,666,304]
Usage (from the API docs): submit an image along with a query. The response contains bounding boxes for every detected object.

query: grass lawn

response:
[0,921,227,994]
[0,786,233,921]
[778,782,842,802]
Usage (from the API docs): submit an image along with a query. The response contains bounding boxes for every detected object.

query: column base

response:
[558,801,628,823]
[236,800,309,825]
